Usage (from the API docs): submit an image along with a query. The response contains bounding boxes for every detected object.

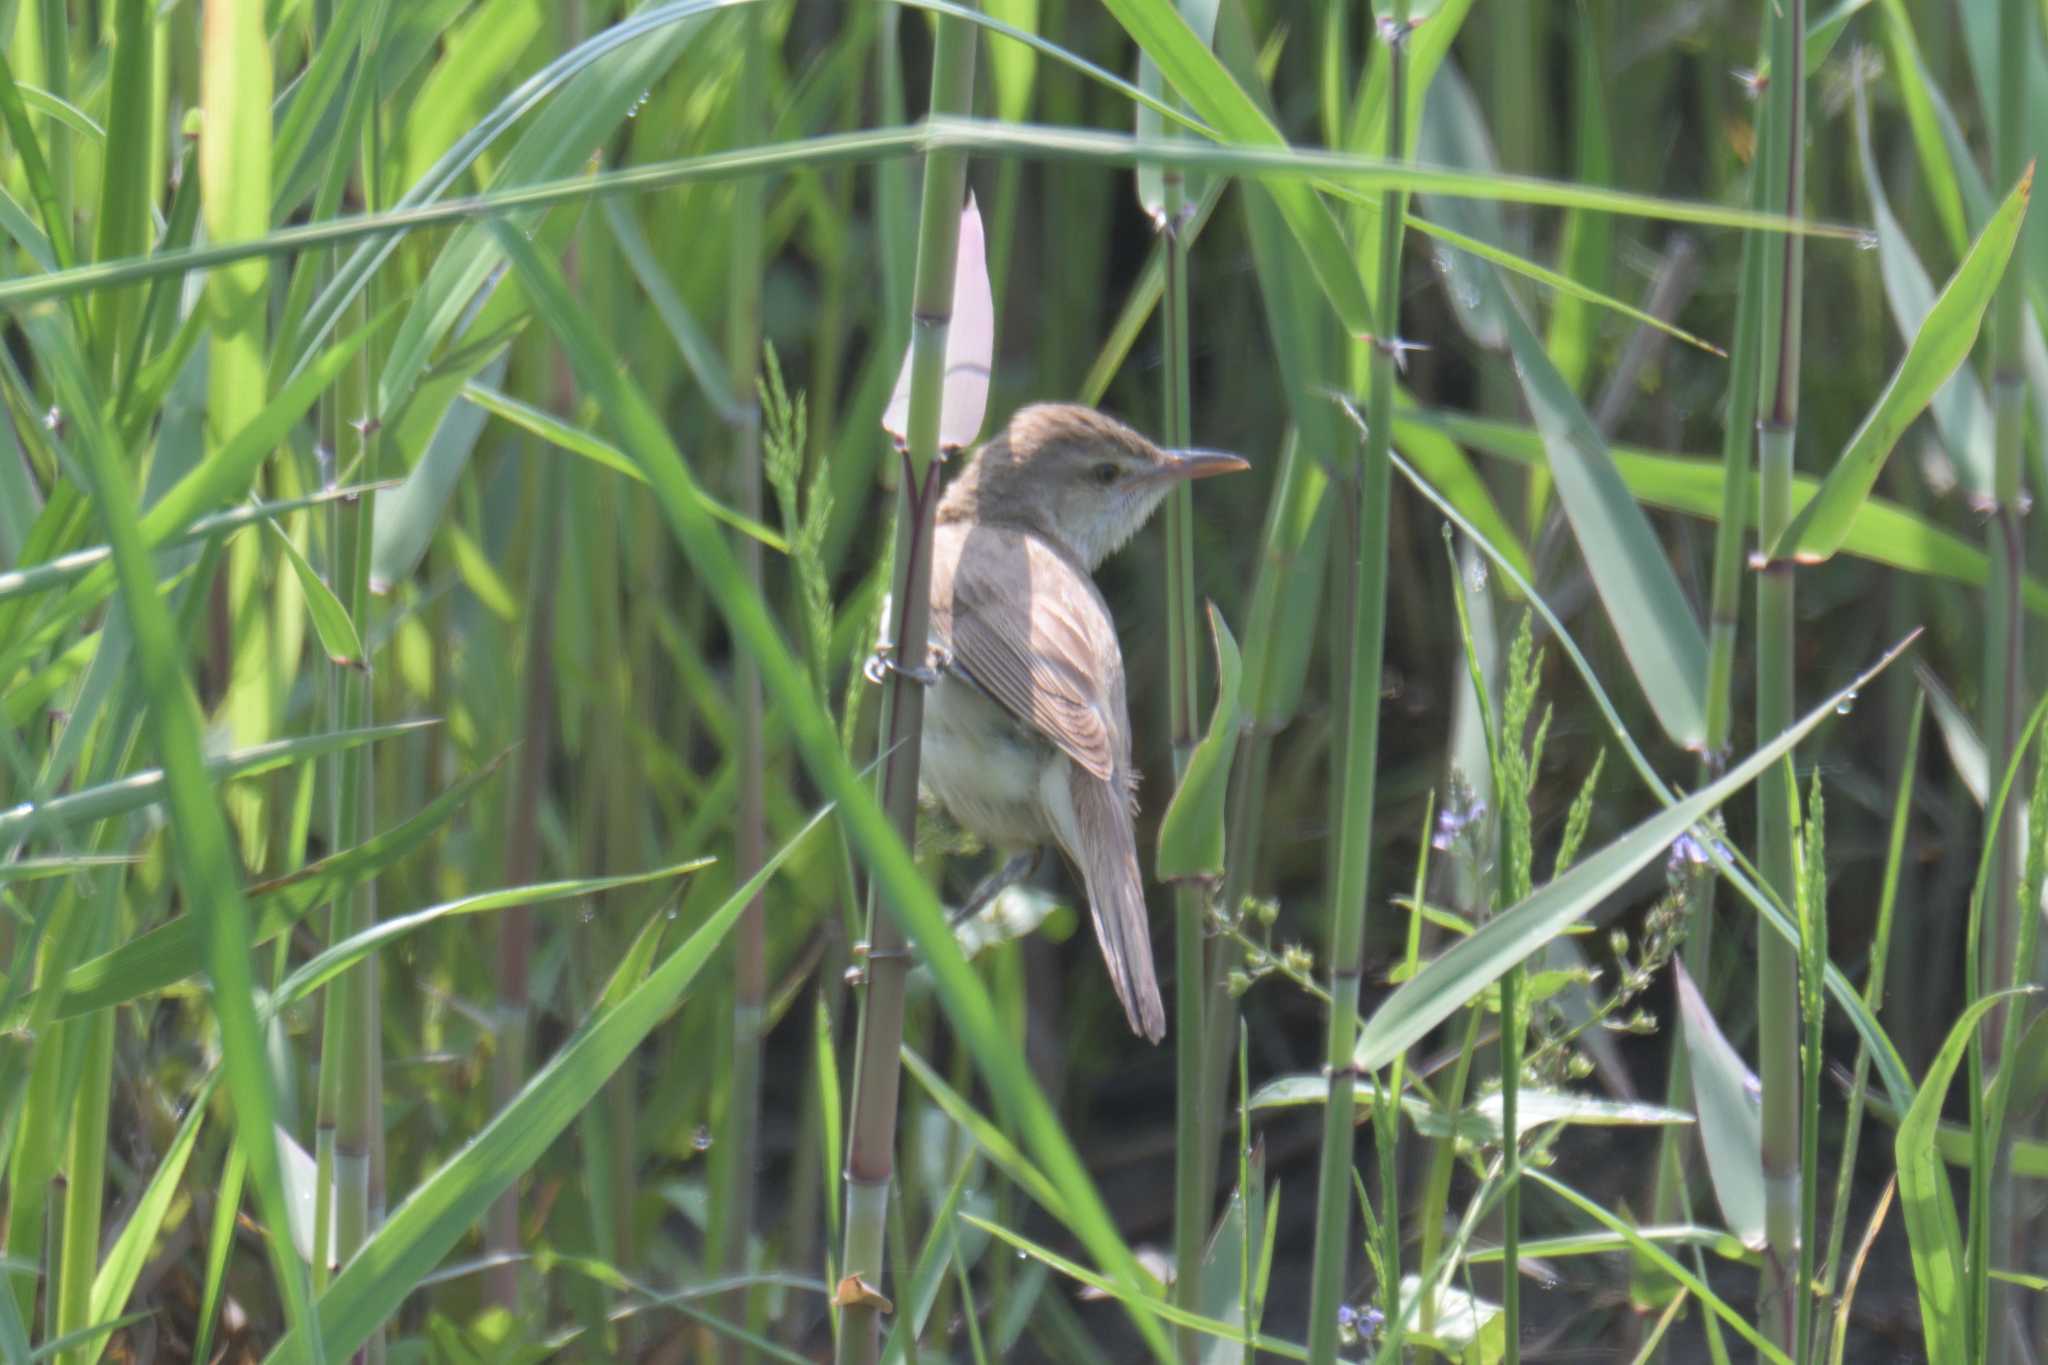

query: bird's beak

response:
[1157,447,1251,482]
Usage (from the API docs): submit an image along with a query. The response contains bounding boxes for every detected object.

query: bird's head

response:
[938,403,1248,569]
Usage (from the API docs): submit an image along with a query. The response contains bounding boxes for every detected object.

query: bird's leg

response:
[949,848,1041,927]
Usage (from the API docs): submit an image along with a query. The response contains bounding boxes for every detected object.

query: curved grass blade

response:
[90,1077,213,1325]
[45,755,503,1021]
[1156,603,1242,881]
[1526,1170,1792,1365]
[1413,409,2048,612]
[271,861,713,1012]
[1771,165,2033,562]
[1897,991,2028,1363]
[0,719,433,847]
[267,519,364,668]
[1406,215,1725,358]
[460,383,787,551]
[0,855,136,882]
[1852,79,1994,496]
[1469,290,1709,747]
[900,1047,1067,1222]
[1674,961,1766,1249]
[1351,636,1914,1074]
[1384,438,1917,1110]
[1095,0,1371,333]
[0,484,394,604]
[257,807,826,1364]
[958,1214,1310,1361]
[0,120,1869,316]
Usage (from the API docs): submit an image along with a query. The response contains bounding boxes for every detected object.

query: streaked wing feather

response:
[934,526,1123,783]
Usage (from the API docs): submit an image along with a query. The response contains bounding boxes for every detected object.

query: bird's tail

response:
[1064,773,1167,1043]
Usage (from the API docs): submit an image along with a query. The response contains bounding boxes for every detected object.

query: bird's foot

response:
[862,640,953,688]
[949,849,1042,927]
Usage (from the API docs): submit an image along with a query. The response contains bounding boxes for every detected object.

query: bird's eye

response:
[1092,462,1120,485]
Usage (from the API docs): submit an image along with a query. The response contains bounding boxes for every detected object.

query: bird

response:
[915,403,1249,1043]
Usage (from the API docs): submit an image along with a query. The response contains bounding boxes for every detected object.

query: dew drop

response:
[1856,231,1880,252]
[1834,689,1858,716]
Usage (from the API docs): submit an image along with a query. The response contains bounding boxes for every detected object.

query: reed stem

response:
[836,10,978,1362]
[722,5,769,1355]
[1752,1,1807,1351]
[1305,7,1405,1361]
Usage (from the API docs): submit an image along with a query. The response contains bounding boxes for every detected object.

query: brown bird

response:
[918,404,1249,1042]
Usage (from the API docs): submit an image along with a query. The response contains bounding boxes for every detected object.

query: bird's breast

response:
[920,670,1060,849]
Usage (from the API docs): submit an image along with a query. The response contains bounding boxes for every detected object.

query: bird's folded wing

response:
[935,530,1123,784]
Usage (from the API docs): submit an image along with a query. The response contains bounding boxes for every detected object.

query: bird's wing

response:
[932,524,1125,784]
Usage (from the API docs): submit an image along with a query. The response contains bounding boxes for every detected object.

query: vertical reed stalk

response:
[1655,38,1775,1276]
[1305,8,1405,1361]
[836,10,977,1362]
[1983,3,2032,1357]
[722,6,769,1356]
[484,457,562,1310]
[1752,0,1806,1351]
[1156,65,1210,1365]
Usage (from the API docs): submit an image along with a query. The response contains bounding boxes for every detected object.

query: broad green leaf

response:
[368,352,504,593]
[1132,0,1218,219]
[1351,639,1911,1073]
[89,1082,211,1324]
[1852,80,1994,496]
[598,197,745,423]
[259,807,825,1365]
[1248,1073,1688,1145]
[1416,60,1509,350]
[1772,166,2033,562]
[288,0,735,365]
[982,0,1042,124]
[1075,0,1375,333]
[1395,1275,1502,1364]
[1897,992,2022,1365]
[1674,962,1765,1249]
[1427,1088,1692,1145]
[1481,284,1708,747]
[266,520,364,668]
[1920,664,1990,806]
[1194,1145,1265,1365]
[1157,603,1242,880]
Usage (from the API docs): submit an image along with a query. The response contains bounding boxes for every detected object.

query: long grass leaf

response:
[1772,166,2033,562]
[1352,637,1913,1072]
